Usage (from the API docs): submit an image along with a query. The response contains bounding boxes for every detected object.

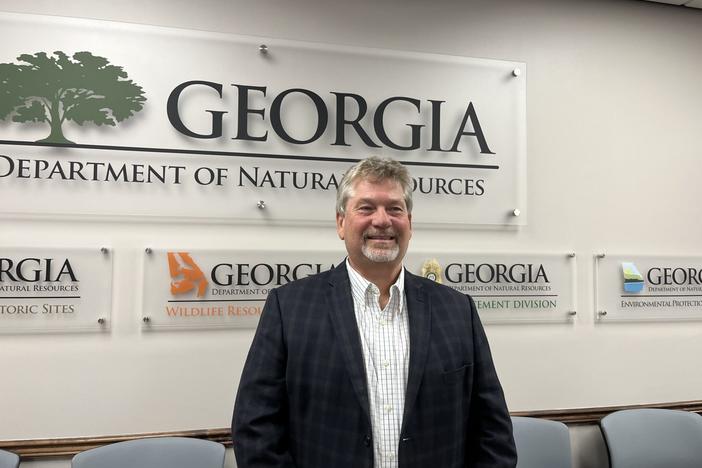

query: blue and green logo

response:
[622,262,644,293]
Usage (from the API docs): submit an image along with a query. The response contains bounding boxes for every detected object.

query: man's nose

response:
[372,208,391,227]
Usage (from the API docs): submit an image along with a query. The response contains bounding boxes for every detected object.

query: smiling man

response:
[232,156,516,468]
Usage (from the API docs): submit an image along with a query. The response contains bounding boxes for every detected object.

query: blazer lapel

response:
[325,263,372,424]
[402,271,432,433]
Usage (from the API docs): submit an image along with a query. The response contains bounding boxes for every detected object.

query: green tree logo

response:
[0,51,146,144]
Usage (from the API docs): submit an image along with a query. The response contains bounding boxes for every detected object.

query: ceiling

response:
[641,0,702,9]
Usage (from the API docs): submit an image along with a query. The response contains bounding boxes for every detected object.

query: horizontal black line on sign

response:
[0,296,81,299]
[0,140,499,170]
[166,299,266,303]
[471,294,558,298]
[620,294,702,298]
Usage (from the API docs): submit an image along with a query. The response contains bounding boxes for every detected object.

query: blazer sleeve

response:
[232,288,297,468]
[466,295,518,468]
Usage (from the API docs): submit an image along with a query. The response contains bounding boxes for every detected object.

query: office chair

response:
[512,416,572,468]
[601,408,702,468]
[71,436,225,468]
[0,449,19,468]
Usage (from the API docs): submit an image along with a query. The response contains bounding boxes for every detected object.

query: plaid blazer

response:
[232,263,516,468]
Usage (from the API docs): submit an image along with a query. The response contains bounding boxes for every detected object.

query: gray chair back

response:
[0,449,19,468]
[512,416,572,468]
[601,408,702,468]
[71,437,225,468]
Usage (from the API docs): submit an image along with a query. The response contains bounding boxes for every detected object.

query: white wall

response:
[1,0,701,464]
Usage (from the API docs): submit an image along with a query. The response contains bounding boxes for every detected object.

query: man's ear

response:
[336,212,345,240]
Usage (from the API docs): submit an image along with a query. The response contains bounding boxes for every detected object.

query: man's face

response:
[336,178,412,270]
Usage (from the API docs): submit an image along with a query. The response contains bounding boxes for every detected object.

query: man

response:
[232,156,516,468]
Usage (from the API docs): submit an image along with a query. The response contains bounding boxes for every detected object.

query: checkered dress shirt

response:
[347,261,410,468]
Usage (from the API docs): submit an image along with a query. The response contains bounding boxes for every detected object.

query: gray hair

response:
[336,156,413,215]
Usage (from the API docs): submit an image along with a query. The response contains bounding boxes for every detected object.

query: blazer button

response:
[364,435,371,447]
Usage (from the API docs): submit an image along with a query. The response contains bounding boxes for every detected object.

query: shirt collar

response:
[346,259,405,309]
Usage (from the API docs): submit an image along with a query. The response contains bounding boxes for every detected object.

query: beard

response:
[361,230,400,263]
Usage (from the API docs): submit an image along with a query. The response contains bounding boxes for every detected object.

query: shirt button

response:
[386,452,395,460]
[382,359,390,368]
[384,404,393,413]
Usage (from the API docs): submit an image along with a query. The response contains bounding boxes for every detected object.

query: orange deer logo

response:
[167,252,208,298]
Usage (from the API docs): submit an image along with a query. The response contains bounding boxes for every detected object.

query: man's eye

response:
[357,206,373,212]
